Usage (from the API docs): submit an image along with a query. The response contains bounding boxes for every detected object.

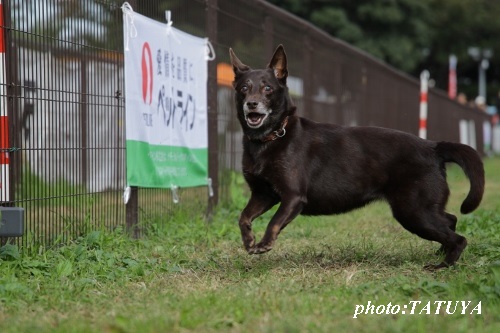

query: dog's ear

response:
[229,48,250,79]
[268,44,288,82]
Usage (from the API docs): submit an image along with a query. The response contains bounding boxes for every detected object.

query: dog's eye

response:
[240,85,249,93]
[263,85,273,93]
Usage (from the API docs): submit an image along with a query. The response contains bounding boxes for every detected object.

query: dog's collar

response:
[260,117,289,143]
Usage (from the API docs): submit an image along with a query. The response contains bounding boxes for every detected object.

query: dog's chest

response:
[242,152,268,176]
[242,145,288,187]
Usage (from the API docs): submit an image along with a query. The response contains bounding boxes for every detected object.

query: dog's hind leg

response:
[445,212,458,231]
[392,207,467,270]
[239,193,278,252]
[436,213,458,254]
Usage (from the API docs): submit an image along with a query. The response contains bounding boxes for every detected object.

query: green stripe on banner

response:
[126,140,208,188]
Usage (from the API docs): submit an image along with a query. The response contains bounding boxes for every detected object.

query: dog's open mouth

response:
[245,112,268,128]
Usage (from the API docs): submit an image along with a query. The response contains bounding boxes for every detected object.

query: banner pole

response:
[125,186,139,238]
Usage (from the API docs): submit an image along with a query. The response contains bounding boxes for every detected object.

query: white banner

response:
[122,4,209,188]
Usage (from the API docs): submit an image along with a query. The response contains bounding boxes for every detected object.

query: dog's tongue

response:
[247,112,264,125]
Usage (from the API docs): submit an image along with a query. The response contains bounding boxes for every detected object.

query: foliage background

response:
[267,0,500,105]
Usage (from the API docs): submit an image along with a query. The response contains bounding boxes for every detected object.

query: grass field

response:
[1,158,500,333]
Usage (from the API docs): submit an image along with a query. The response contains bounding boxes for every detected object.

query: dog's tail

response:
[436,142,485,214]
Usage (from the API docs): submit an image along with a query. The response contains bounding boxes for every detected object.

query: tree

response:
[267,0,500,103]
[267,0,433,73]
[423,0,500,102]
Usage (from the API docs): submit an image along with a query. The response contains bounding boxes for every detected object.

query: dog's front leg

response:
[249,195,305,254]
[239,193,277,252]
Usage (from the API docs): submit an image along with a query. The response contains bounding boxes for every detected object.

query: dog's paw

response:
[247,242,273,255]
[244,244,254,253]
[423,262,450,271]
[243,238,256,252]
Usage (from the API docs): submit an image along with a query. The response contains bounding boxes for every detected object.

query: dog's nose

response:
[246,101,258,109]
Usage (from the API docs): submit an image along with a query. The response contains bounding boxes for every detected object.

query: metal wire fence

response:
[0,0,490,250]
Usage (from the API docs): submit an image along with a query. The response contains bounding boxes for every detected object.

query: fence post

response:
[80,59,88,187]
[125,186,139,238]
[264,16,274,56]
[1,0,19,205]
[302,36,312,118]
[206,0,219,215]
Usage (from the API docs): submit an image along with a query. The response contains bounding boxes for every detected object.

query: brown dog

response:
[229,45,484,269]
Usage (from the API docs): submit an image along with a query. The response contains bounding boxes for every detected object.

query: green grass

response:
[1,158,500,333]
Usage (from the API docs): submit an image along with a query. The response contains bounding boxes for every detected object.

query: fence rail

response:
[0,0,490,249]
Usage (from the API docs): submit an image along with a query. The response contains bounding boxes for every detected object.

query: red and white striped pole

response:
[0,0,9,202]
[419,70,430,139]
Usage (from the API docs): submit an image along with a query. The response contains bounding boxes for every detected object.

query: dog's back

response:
[244,117,447,216]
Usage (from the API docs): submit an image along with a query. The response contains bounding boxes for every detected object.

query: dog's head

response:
[229,45,295,141]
